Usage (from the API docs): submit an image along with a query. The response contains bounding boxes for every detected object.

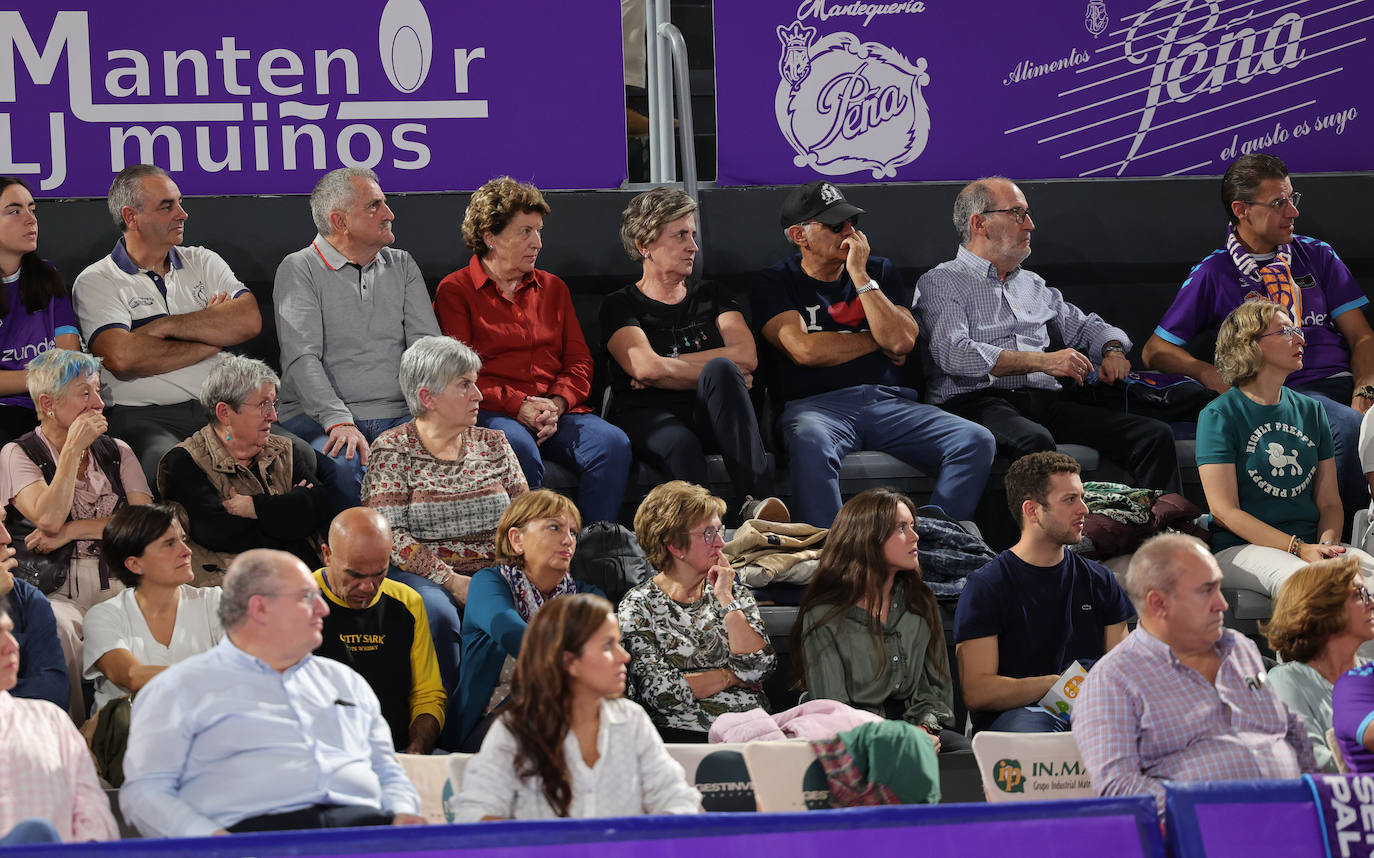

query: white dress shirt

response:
[119,636,420,837]
[452,697,703,820]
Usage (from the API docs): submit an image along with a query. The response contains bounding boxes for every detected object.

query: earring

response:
[45,411,54,417]
[224,432,232,442]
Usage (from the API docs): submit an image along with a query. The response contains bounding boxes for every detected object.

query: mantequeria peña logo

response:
[1085,0,1110,38]
[0,0,489,192]
[993,758,1025,793]
[773,10,931,179]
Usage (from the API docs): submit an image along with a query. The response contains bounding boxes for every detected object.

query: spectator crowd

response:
[4,152,1374,844]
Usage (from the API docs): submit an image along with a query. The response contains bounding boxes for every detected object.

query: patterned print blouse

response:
[618,577,776,733]
[362,422,527,582]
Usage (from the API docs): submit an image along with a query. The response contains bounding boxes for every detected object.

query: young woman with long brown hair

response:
[451,593,702,820]
[793,487,966,751]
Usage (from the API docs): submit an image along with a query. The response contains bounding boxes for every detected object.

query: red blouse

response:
[433,255,593,416]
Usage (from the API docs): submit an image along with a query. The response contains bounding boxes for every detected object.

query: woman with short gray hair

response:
[363,336,527,601]
[0,348,153,721]
[363,336,528,718]
[158,353,333,583]
[600,186,772,520]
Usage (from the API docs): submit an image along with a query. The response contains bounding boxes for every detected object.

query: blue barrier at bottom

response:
[4,799,1165,858]
[1166,779,1326,858]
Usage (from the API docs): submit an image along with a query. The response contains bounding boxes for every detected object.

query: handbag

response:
[3,430,129,594]
[1122,371,1218,422]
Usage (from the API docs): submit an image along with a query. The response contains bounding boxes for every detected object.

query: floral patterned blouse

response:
[618,577,776,733]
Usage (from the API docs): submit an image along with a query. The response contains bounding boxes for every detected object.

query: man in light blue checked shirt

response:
[120,549,424,836]
[915,177,1180,493]
[1073,533,1314,813]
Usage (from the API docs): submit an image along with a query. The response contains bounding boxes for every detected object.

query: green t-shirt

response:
[1195,387,1333,551]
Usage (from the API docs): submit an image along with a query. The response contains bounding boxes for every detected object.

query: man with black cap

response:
[751,181,995,527]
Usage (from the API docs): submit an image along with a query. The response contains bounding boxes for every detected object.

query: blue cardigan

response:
[6,578,69,710]
[455,567,602,747]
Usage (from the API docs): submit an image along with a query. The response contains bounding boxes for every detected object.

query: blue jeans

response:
[778,385,995,527]
[1294,376,1368,527]
[386,565,462,742]
[0,818,61,845]
[987,706,1070,733]
[478,410,631,523]
[281,413,410,510]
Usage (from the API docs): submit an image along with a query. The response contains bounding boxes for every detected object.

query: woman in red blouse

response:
[433,177,630,524]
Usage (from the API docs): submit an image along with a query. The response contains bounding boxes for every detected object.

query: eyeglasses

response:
[262,588,324,605]
[240,398,278,415]
[804,216,859,234]
[1258,325,1306,343]
[980,206,1032,224]
[1357,585,1372,606]
[682,526,724,545]
[1240,192,1301,211]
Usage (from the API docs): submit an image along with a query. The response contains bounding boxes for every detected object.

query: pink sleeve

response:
[115,439,152,497]
[0,442,46,506]
[59,708,119,840]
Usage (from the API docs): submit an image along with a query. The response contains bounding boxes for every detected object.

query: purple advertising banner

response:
[0,1,626,196]
[714,0,1372,184]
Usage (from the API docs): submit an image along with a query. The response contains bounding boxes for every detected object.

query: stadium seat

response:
[970,731,1094,803]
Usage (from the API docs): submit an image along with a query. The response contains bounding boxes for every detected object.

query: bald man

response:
[316,508,444,754]
[1073,534,1313,813]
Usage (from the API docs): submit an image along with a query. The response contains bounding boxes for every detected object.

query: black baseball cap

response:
[779,180,865,229]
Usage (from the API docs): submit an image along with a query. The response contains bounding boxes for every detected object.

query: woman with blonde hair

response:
[1264,556,1374,771]
[452,592,702,820]
[619,480,774,739]
[455,489,600,751]
[1197,298,1374,595]
[433,176,630,523]
[793,487,964,751]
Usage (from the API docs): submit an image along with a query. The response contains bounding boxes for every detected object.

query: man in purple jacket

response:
[1142,152,1374,518]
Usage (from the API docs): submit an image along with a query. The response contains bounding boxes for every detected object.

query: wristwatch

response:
[854,279,881,296]
[721,599,742,615]
[1355,384,1374,400]
[1102,343,1126,357]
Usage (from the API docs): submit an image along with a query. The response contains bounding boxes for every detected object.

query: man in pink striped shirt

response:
[0,602,118,843]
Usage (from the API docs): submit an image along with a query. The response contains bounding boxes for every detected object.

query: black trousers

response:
[945,387,1181,493]
[227,803,394,832]
[611,357,769,505]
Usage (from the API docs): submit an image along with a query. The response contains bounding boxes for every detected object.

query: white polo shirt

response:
[72,239,248,407]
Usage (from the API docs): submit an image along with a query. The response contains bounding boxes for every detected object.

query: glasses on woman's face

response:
[682,526,724,545]
[1356,584,1373,606]
[1259,324,1306,344]
[239,397,279,416]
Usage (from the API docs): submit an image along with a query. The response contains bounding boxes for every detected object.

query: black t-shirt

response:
[952,548,1135,732]
[748,254,907,405]
[598,280,740,412]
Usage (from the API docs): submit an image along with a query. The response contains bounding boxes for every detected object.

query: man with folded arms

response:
[120,549,423,836]
[1074,533,1315,813]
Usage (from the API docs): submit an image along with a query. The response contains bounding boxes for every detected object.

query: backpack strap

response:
[10,429,126,590]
